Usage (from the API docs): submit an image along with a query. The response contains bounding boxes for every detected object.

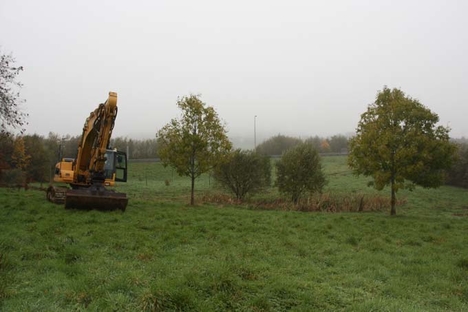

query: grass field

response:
[1,156,468,311]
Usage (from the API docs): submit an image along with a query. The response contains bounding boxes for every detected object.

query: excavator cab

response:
[104,150,128,184]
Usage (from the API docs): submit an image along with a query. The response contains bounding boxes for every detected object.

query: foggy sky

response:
[1,0,467,144]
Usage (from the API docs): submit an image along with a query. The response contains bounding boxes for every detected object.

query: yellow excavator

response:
[46,92,129,211]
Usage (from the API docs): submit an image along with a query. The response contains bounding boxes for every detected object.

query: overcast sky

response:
[1,0,467,144]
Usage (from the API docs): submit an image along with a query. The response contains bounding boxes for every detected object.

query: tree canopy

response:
[348,87,457,215]
[0,51,27,135]
[157,95,232,205]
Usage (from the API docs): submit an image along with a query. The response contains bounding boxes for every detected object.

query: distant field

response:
[1,156,468,311]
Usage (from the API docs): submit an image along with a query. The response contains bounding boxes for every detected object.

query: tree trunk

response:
[358,195,364,212]
[190,175,195,205]
[390,183,396,216]
[190,151,196,206]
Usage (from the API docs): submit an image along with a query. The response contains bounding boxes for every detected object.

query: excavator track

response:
[46,186,67,204]
[65,184,128,211]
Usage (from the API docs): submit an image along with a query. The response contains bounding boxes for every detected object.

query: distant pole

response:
[254,115,257,151]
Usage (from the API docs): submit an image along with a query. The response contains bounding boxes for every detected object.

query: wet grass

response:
[1,156,468,311]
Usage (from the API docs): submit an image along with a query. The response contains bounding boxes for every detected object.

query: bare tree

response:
[0,50,27,135]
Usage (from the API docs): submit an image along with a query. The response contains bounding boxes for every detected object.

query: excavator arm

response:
[74,92,118,185]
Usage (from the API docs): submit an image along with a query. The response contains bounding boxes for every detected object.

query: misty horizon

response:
[1,0,467,140]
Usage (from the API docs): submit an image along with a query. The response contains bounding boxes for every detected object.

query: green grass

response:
[1,156,468,311]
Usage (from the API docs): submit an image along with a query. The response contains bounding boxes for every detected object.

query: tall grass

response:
[1,156,468,311]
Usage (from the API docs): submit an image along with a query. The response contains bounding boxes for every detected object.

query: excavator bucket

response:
[65,185,128,211]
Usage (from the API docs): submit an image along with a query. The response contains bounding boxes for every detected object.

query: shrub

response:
[446,143,468,188]
[0,168,26,189]
[275,143,326,203]
[213,149,271,200]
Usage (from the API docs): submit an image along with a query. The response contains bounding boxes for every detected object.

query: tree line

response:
[0,131,350,186]
[0,133,158,186]
[256,134,349,156]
